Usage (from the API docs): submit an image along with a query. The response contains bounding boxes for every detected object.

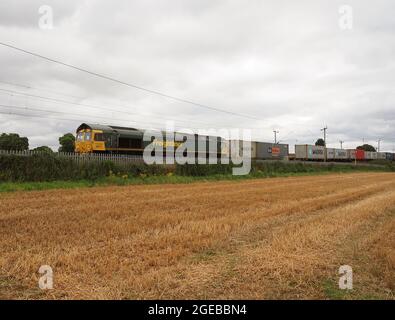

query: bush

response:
[175,163,233,176]
[251,161,313,174]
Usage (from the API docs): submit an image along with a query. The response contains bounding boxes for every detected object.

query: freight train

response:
[75,123,394,162]
[74,123,226,158]
[294,144,394,162]
[74,123,289,160]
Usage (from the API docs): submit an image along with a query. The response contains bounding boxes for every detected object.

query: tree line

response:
[0,133,76,153]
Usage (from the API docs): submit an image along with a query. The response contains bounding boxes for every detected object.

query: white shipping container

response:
[377,152,386,160]
[295,145,309,159]
[365,151,374,160]
[295,145,325,160]
[310,145,325,160]
[335,149,348,160]
[347,149,356,160]
[326,148,335,160]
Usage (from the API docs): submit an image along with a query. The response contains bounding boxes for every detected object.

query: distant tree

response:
[357,144,376,152]
[58,133,75,153]
[315,138,325,147]
[0,133,29,151]
[32,146,53,153]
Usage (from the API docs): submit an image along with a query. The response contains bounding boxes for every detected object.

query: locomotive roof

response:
[77,123,140,133]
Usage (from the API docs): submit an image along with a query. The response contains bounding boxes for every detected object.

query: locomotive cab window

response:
[85,132,92,141]
[77,132,84,141]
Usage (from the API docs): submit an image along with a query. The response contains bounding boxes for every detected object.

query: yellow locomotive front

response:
[75,127,106,153]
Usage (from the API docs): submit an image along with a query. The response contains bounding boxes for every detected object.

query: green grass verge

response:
[0,165,392,193]
[322,278,385,300]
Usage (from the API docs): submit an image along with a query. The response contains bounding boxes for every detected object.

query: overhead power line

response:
[0,103,154,125]
[0,103,209,132]
[0,42,262,121]
[0,87,211,127]
[0,80,88,100]
[0,86,267,131]
[0,104,268,140]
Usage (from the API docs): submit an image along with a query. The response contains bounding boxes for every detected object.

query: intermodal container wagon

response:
[295,145,325,160]
[256,142,289,160]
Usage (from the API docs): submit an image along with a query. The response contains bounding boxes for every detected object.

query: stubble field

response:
[0,172,394,299]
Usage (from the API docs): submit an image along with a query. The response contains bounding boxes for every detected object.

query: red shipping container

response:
[355,149,365,160]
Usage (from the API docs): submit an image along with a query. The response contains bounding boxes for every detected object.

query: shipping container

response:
[364,151,376,160]
[295,145,308,160]
[335,149,348,160]
[385,153,394,161]
[295,145,325,160]
[347,149,356,160]
[326,148,335,160]
[229,140,256,159]
[377,152,387,160]
[355,149,365,160]
[256,142,288,160]
[221,140,230,158]
[248,141,257,159]
[310,145,325,160]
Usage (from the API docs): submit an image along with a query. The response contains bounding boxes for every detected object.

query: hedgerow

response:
[0,154,391,183]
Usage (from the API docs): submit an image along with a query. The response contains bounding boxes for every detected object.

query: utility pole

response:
[320,126,328,146]
[340,140,344,149]
[321,126,328,162]
[377,139,381,152]
[273,130,279,144]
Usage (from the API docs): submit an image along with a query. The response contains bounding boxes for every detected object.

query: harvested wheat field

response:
[0,172,394,300]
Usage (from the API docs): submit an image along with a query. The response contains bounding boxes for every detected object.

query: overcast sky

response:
[0,0,394,151]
